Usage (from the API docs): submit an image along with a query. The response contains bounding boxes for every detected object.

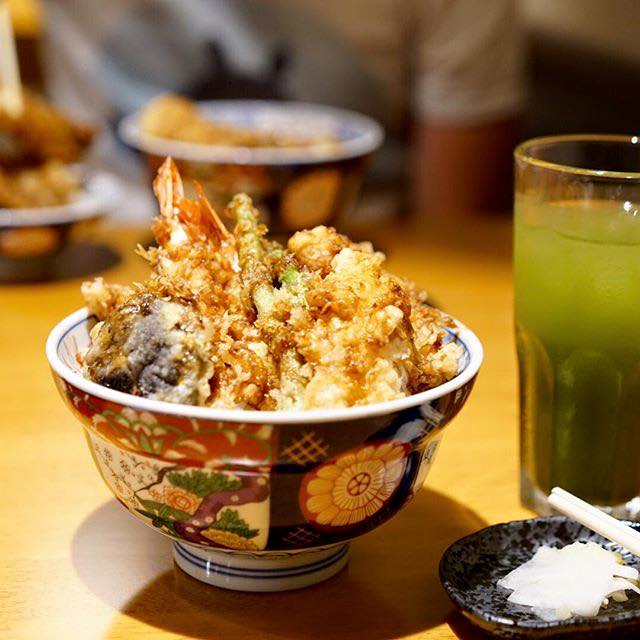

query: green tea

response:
[515,195,640,506]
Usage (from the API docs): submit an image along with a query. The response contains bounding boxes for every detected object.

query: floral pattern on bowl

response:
[62,380,274,467]
[299,441,409,529]
[88,434,271,550]
[47,307,482,590]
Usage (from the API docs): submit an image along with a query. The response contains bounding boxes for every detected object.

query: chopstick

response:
[548,486,640,557]
[0,0,23,117]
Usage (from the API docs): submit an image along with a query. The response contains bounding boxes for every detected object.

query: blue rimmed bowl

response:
[0,171,119,282]
[46,308,482,592]
[119,100,383,232]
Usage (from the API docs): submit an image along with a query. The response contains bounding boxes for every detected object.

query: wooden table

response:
[0,218,532,639]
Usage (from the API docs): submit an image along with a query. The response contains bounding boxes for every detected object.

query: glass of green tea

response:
[515,135,640,515]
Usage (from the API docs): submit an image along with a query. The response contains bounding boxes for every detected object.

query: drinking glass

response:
[515,135,640,515]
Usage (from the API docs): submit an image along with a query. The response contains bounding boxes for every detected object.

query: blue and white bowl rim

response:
[119,99,384,166]
[46,307,482,425]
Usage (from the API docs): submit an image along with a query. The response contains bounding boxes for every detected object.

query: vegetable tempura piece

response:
[84,293,213,405]
[81,158,462,410]
[81,278,134,320]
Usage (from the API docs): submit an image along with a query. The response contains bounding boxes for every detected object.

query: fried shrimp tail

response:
[152,157,232,250]
[131,157,241,317]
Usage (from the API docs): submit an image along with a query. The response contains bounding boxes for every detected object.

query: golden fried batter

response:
[139,94,336,149]
[82,158,461,410]
[0,90,94,168]
[0,91,93,208]
[0,160,80,208]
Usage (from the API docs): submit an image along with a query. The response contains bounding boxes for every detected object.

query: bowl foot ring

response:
[173,541,350,592]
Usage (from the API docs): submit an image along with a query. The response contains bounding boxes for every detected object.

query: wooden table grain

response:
[0,218,532,640]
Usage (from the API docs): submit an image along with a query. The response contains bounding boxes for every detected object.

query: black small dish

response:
[440,515,640,639]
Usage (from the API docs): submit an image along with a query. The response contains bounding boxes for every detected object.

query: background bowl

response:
[119,100,384,233]
[47,308,482,591]
[0,172,118,282]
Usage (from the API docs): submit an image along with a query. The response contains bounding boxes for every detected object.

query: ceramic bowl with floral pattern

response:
[119,100,383,233]
[47,308,482,592]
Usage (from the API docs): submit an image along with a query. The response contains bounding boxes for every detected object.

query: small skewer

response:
[548,487,640,557]
[0,0,23,117]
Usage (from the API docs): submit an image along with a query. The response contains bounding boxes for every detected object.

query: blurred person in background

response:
[41,0,523,221]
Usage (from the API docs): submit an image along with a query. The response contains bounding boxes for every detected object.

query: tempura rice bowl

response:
[47,306,481,591]
[0,172,118,282]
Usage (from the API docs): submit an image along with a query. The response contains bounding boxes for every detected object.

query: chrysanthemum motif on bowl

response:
[299,441,409,528]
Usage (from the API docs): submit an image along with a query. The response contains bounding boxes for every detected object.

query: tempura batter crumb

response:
[82,158,462,410]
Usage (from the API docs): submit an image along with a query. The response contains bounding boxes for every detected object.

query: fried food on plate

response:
[0,90,94,167]
[0,91,93,208]
[0,160,80,208]
[82,158,461,410]
[139,94,336,149]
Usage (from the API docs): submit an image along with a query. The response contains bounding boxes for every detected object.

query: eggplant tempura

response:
[82,158,461,410]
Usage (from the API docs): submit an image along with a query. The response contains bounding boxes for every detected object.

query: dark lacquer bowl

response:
[440,516,640,639]
[47,308,482,591]
[119,100,383,233]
